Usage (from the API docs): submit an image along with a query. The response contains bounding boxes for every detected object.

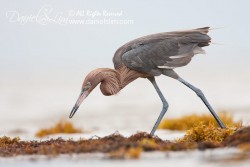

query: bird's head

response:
[69,69,103,118]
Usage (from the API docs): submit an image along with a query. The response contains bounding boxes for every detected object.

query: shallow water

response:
[1,149,249,167]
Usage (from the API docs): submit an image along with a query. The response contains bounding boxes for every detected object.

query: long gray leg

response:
[177,77,226,128]
[148,77,169,135]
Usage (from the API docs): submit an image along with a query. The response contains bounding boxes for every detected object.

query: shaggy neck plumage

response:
[87,66,146,96]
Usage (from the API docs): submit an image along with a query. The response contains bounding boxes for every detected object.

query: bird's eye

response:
[85,82,91,89]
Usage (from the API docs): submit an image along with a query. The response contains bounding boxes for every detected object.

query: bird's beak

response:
[69,89,89,118]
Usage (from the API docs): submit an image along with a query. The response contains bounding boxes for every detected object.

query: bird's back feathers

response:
[113,27,211,76]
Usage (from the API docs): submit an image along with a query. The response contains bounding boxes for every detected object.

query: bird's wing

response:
[112,27,211,75]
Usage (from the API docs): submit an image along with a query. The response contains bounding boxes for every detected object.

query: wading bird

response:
[69,27,226,135]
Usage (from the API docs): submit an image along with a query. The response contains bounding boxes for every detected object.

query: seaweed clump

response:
[0,126,250,158]
[178,122,236,144]
[223,126,250,147]
[158,112,242,130]
[0,132,196,158]
[0,136,20,147]
[35,120,82,138]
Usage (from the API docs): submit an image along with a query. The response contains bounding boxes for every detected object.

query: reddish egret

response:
[69,27,226,135]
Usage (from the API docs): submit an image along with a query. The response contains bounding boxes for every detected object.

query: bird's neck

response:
[99,68,121,96]
[117,66,147,88]
[99,66,147,96]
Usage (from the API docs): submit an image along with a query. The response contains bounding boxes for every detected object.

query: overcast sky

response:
[1,0,250,78]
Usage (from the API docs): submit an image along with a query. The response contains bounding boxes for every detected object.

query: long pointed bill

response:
[69,90,89,118]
